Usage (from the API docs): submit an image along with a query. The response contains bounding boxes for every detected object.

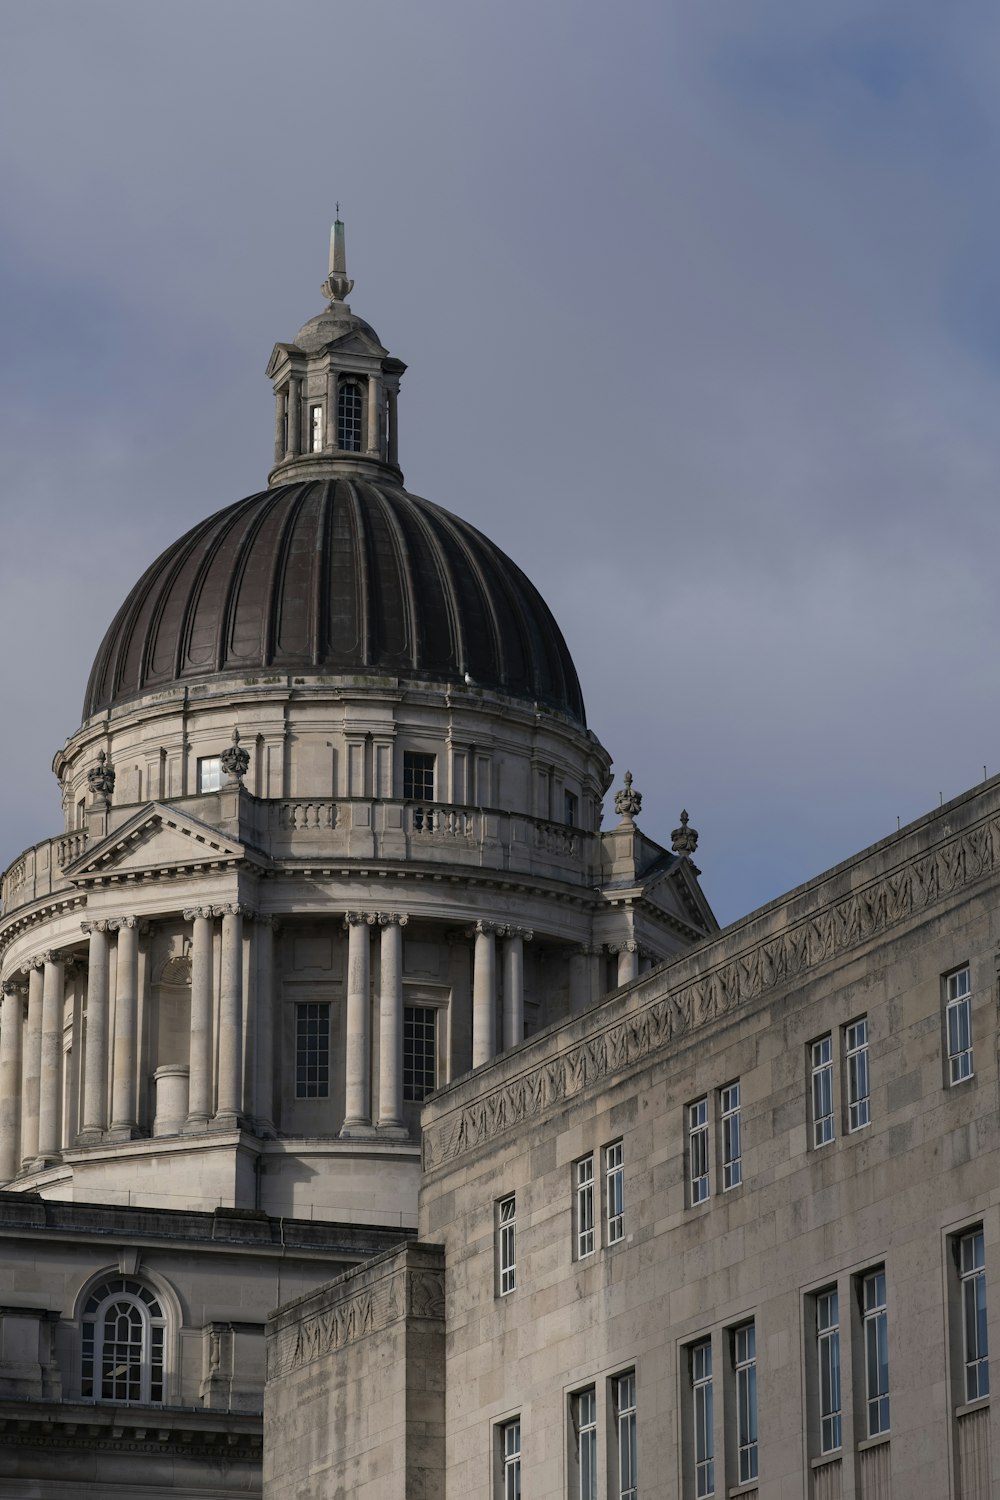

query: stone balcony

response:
[0,796,600,919]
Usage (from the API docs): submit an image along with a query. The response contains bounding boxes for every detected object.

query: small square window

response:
[198,756,223,793]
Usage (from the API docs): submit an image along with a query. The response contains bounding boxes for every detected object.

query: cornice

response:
[423,806,1000,1169]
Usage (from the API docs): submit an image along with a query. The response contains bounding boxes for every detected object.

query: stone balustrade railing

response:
[1,798,598,919]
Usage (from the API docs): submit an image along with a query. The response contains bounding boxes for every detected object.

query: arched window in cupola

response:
[81,1277,166,1403]
[338,380,363,452]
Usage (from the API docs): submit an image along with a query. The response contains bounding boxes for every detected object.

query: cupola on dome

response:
[82,221,585,725]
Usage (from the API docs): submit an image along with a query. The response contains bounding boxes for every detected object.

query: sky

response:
[2,1,1000,927]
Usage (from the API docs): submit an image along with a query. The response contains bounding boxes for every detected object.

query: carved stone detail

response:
[614,770,642,821]
[182,907,217,922]
[425,812,1000,1166]
[671,809,699,856]
[269,1263,445,1379]
[376,912,409,928]
[220,726,250,784]
[86,749,116,803]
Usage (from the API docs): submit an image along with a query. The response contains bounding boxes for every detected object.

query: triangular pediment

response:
[266,341,304,378]
[64,804,246,883]
[323,328,387,359]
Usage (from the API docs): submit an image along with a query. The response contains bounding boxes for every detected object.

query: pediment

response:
[322,328,386,359]
[266,342,304,378]
[64,805,246,883]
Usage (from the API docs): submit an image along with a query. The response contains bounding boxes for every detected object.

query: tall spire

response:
[321,212,354,305]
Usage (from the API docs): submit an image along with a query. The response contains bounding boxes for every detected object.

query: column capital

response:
[505,926,534,943]
[183,906,217,922]
[376,912,409,928]
[212,902,256,920]
[20,956,45,975]
[468,920,504,938]
[81,919,115,935]
[40,951,65,966]
[345,911,378,928]
[115,914,151,933]
[1,979,25,997]
[606,940,639,955]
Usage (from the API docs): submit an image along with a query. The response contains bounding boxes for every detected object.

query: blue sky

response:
[2,1,1000,925]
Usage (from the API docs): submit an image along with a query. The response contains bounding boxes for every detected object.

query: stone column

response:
[110,917,142,1138]
[613,941,640,987]
[502,928,533,1050]
[80,921,111,1141]
[0,981,24,1180]
[367,373,380,454]
[388,389,399,467]
[342,913,374,1134]
[472,921,501,1068]
[287,376,301,456]
[20,961,44,1165]
[36,951,66,1162]
[253,918,277,1136]
[325,368,337,450]
[377,913,407,1133]
[274,386,285,466]
[215,904,247,1126]
[184,907,215,1128]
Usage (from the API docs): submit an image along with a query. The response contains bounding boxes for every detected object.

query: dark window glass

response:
[404,1005,437,1101]
[296,1002,330,1098]
[403,751,436,802]
[337,382,363,451]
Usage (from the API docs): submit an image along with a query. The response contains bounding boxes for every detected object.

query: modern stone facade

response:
[265,771,1000,1499]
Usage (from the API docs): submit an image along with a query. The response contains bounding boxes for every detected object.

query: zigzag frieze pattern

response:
[425,815,1000,1168]
[268,1266,445,1378]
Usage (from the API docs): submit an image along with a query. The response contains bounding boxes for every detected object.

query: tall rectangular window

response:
[688,1098,710,1204]
[946,966,973,1084]
[721,1081,742,1190]
[846,1018,870,1131]
[691,1341,714,1498]
[862,1269,889,1436]
[816,1289,842,1453]
[575,1155,595,1259]
[403,750,436,801]
[573,1387,598,1500]
[403,1005,436,1102]
[295,1003,330,1098]
[605,1140,624,1244]
[497,1195,516,1296]
[500,1417,521,1500]
[960,1228,989,1401]
[197,755,223,793]
[310,403,323,452]
[811,1036,835,1147]
[615,1370,637,1500]
[733,1323,758,1482]
[564,790,578,826]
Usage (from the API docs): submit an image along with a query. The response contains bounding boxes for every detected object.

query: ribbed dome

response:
[83,478,586,724]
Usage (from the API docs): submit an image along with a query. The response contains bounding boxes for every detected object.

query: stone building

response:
[265,771,1000,1500]
[0,221,715,1496]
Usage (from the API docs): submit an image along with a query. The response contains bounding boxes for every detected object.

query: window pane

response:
[403,1005,436,1102]
[296,1003,330,1098]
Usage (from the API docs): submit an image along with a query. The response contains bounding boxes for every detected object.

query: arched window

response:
[81,1277,165,1403]
[337,381,363,451]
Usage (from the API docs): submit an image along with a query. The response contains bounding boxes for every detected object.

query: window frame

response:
[497,1194,517,1296]
[810,1035,835,1148]
[574,1154,596,1260]
[720,1081,742,1191]
[816,1288,842,1454]
[80,1276,166,1405]
[337,379,363,451]
[403,750,436,803]
[945,966,974,1086]
[402,1003,437,1103]
[688,1097,710,1205]
[861,1268,889,1437]
[571,1386,598,1500]
[309,402,324,453]
[845,1017,871,1132]
[294,1001,331,1099]
[499,1415,521,1500]
[613,1369,637,1500]
[605,1140,624,1245]
[958,1227,989,1402]
[733,1322,758,1483]
[197,755,223,794]
[690,1339,714,1498]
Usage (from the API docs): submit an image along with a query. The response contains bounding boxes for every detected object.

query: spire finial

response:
[322,209,354,305]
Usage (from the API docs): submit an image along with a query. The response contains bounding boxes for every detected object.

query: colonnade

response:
[273,374,399,466]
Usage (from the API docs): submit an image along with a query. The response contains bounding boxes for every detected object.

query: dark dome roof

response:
[83,478,586,724]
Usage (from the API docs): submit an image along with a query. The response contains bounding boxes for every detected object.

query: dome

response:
[82,477,586,724]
